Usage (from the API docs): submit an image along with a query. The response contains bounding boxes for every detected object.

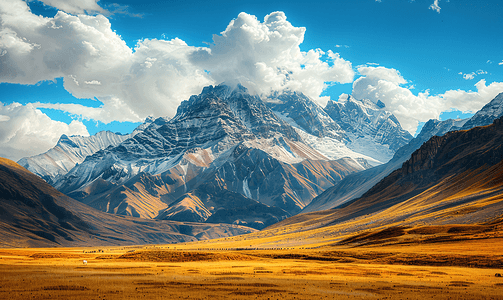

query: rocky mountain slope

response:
[0,157,255,248]
[72,144,365,229]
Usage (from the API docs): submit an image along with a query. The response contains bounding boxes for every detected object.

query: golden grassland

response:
[1,236,503,300]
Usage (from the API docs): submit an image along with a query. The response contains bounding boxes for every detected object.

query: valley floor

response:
[1,238,503,299]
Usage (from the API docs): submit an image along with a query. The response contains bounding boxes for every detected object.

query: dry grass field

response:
[2,237,503,300]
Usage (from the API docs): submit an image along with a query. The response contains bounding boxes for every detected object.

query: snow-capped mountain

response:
[303,92,503,213]
[461,92,503,130]
[264,92,412,165]
[18,131,132,185]
[55,85,314,192]
[17,117,154,185]
[264,91,346,141]
[49,85,379,228]
[324,95,413,163]
[21,83,418,228]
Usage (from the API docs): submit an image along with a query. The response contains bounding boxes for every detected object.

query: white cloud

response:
[0,3,132,85]
[499,61,503,65]
[33,96,140,124]
[84,80,101,85]
[429,0,441,13]
[0,5,353,121]
[459,70,487,80]
[463,72,476,80]
[189,12,354,101]
[38,0,107,15]
[352,65,503,134]
[356,66,407,85]
[0,102,89,161]
[0,0,211,122]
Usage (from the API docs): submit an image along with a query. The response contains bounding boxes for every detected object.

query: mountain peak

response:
[324,95,412,154]
[461,92,503,130]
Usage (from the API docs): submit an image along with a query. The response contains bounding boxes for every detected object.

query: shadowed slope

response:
[0,158,255,248]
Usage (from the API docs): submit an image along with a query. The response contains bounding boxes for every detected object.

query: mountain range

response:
[19,84,412,229]
[17,120,152,185]
[304,92,503,213]
[10,86,503,245]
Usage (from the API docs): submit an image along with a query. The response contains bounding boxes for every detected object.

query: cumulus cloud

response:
[0,3,351,122]
[352,65,503,134]
[0,2,132,85]
[190,12,354,101]
[0,0,212,121]
[38,0,106,15]
[0,102,89,161]
[499,61,503,65]
[429,0,441,13]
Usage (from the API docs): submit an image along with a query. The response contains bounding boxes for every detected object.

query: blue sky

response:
[0,0,502,160]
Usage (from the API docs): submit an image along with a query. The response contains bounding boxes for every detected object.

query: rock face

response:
[391,118,467,163]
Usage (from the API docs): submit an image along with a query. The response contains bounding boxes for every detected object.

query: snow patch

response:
[243,177,252,199]
[297,129,384,166]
